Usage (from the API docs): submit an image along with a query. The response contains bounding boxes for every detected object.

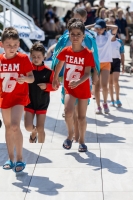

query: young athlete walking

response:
[109,35,125,107]
[87,19,118,114]
[0,27,34,172]
[51,8,100,142]
[24,42,57,143]
[52,19,95,152]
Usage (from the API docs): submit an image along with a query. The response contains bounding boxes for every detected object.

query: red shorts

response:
[24,108,47,114]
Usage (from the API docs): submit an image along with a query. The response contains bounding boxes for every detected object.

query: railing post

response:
[3,5,6,29]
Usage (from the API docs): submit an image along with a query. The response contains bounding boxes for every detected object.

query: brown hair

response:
[73,8,87,18]
[67,18,85,34]
[1,27,19,42]
[30,42,45,55]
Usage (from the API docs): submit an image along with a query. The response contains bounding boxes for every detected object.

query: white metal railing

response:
[0,0,35,31]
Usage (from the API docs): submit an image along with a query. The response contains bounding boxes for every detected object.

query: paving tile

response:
[29,168,102,192]
[101,149,132,168]
[36,149,101,168]
[104,192,133,200]
[25,192,103,200]
[0,192,26,200]
[0,167,34,192]
[102,168,133,191]
[41,142,100,150]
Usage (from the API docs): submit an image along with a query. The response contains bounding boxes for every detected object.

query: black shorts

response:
[110,58,121,74]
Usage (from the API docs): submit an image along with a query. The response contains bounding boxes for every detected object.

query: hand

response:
[125,36,129,41]
[17,74,26,84]
[122,66,125,73]
[68,80,80,89]
[52,79,60,90]
[37,83,46,90]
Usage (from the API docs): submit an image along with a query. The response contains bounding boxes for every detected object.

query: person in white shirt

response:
[87,19,118,114]
[109,35,125,107]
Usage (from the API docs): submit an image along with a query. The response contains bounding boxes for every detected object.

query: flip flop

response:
[29,135,37,143]
[78,144,88,152]
[115,100,122,107]
[63,139,73,150]
[3,160,15,170]
[0,119,2,128]
[14,161,26,173]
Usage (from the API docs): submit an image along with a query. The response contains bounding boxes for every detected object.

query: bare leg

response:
[36,114,46,143]
[2,108,14,168]
[77,99,88,145]
[24,111,37,143]
[95,77,101,107]
[113,72,120,100]
[73,105,79,142]
[2,105,24,171]
[64,94,76,147]
[92,68,99,98]
[11,106,24,169]
[109,74,114,102]
[100,70,110,103]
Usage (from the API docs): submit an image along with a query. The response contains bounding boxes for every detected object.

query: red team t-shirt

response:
[0,52,33,109]
[57,46,95,99]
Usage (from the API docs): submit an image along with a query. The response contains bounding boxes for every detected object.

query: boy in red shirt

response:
[52,19,95,152]
[0,27,34,172]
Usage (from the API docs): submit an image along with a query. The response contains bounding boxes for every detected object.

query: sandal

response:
[78,144,88,152]
[63,139,73,150]
[3,160,15,170]
[0,119,2,128]
[14,161,26,173]
[29,135,37,143]
[115,100,122,107]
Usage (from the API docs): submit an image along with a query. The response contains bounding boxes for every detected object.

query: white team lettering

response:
[13,64,20,71]
[69,56,74,63]
[78,57,84,65]
[65,55,84,65]
[65,55,69,62]
[3,64,8,71]
[0,63,20,72]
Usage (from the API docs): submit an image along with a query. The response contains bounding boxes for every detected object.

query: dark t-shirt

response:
[115,18,127,35]
[85,10,96,25]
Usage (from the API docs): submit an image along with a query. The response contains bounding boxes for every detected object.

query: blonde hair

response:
[99,8,106,18]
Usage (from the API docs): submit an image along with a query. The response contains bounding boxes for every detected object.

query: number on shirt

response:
[66,64,83,81]
[1,73,18,93]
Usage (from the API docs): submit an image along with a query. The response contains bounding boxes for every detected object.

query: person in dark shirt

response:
[85,2,97,25]
[115,9,129,43]
[24,42,58,143]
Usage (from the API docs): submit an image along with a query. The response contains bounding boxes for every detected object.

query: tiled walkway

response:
[0,46,133,200]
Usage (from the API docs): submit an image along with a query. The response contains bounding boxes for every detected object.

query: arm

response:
[85,23,95,30]
[121,53,125,73]
[106,24,118,35]
[69,66,91,89]
[52,60,65,90]
[125,27,129,40]
[38,70,58,91]
[17,71,34,84]
[46,46,52,60]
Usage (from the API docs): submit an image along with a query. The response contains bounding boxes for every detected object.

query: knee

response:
[114,80,119,85]
[78,116,86,124]
[102,84,108,90]
[36,126,44,133]
[25,124,33,132]
[64,107,73,118]
[10,123,19,132]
